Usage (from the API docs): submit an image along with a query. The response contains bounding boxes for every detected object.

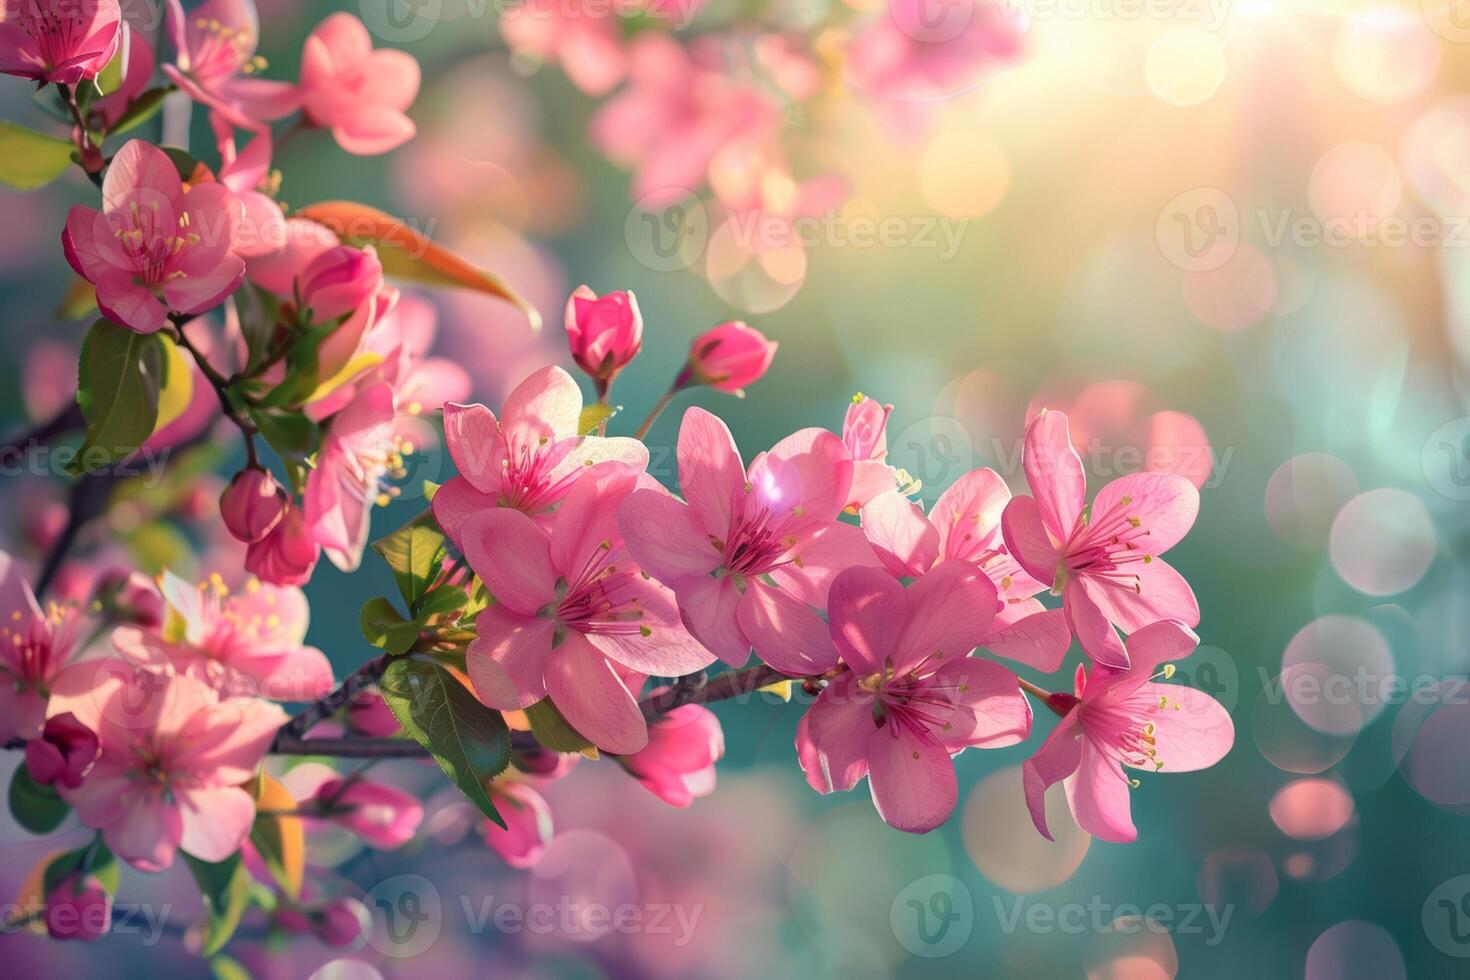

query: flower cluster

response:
[0,0,1231,962]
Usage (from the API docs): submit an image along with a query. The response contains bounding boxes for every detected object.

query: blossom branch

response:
[167,315,261,468]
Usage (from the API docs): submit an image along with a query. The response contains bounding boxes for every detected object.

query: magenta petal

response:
[1023,410,1086,540]
[443,402,501,495]
[177,785,257,863]
[1132,682,1234,772]
[1065,741,1138,843]
[736,580,838,676]
[485,782,552,868]
[161,255,246,314]
[754,427,853,532]
[545,634,648,754]
[983,606,1071,673]
[1065,578,1129,669]
[1001,495,1062,587]
[931,467,1011,561]
[1085,557,1200,632]
[865,725,957,833]
[1092,472,1199,556]
[1021,712,1083,841]
[770,520,881,607]
[550,461,639,572]
[932,657,1031,748]
[618,488,718,582]
[826,565,906,675]
[460,508,558,616]
[430,476,498,549]
[897,560,997,671]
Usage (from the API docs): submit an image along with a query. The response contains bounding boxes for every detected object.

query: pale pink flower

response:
[501,0,628,96]
[590,33,781,207]
[310,776,423,849]
[1001,410,1201,669]
[0,0,122,84]
[618,703,723,807]
[219,466,289,543]
[861,468,1071,672]
[162,0,300,129]
[303,382,399,571]
[1022,621,1234,843]
[0,550,86,742]
[211,119,286,260]
[564,285,643,388]
[618,407,879,675]
[845,0,1027,104]
[483,780,553,868]
[245,504,320,586]
[51,661,287,871]
[299,13,420,155]
[681,321,777,394]
[244,216,338,294]
[463,462,715,754]
[431,365,648,547]
[842,393,898,511]
[795,563,1031,833]
[63,140,245,334]
[112,570,333,701]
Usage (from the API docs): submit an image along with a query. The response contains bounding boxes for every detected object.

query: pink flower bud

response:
[26,713,100,790]
[45,874,112,942]
[345,691,401,737]
[97,570,165,628]
[314,778,424,849]
[683,322,778,393]
[300,245,383,323]
[245,506,320,587]
[511,747,579,780]
[619,704,724,807]
[564,286,643,385]
[312,897,370,948]
[220,468,290,544]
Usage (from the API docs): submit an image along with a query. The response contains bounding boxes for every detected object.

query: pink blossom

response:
[618,407,879,675]
[845,0,1027,104]
[219,467,289,543]
[44,874,112,942]
[483,780,553,868]
[25,712,99,789]
[245,504,320,586]
[501,0,628,96]
[300,243,383,324]
[842,393,898,511]
[1001,410,1201,669]
[1022,621,1234,843]
[62,140,245,334]
[244,216,338,294]
[682,321,777,394]
[112,570,333,701]
[211,120,286,260]
[311,898,370,947]
[619,704,723,807]
[51,661,287,871]
[303,382,399,571]
[311,776,423,849]
[0,551,85,742]
[463,462,715,754]
[93,29,154,129]
[299,13,420,155]
[860,468,1071,672]
[431,366,648,547]
[0,0,122,84]
[345,690,400,736]
[590,33,782,207]
[795,563,1031,833]
[564,285,643,387]
[162,0,300,129]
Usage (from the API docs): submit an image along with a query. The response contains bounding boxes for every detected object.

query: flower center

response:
[1063,494,1154,593]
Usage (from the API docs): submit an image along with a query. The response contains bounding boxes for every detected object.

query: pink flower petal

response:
[1065,740,1138,843]
[932,657,1031,748]
[545,634,647,754]
[770,520,881,606]
[896,560,997,672]
[460,508,558,616]
[1091,472,1199,556]
[1065,578,1130,669]
[443,402,501,495]
[826,565,906,675]
[1001,495,1062,587]
[983,605,1070,672]
[1021,712,1083,841]
[618,488,718,582]
[931,467,1011,562]
[736,580,838,676]
[466,607,556,709]
[1023,409,1086,541]
[859,491,939,579]
[675,574,750,666]
[866,724,957,833]
[677,407,745,540]
[1083,557,1200,633]
[430,475,497,549]
[177,784,257,862]
[795,672,876,793]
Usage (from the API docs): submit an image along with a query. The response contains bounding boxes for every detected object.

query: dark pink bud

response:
[45,874,112,942]
[220,468,290,544]
[26,713,100,790]
[245,506,320,587]
[345,691,401,737]
[684,322,778,393]
[564,286,643,384]
[312,898,370,948]
[300,245,383,322]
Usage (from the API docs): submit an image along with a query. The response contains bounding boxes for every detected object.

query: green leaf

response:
[43,839,119,896]
[72,319,164,473]
[107,87,170,137]
[417,585,468,618]
[208,955,253,980]
[372,516,447,612]
[379,657,510,828]
[578,403,617,436]
[8,766,70,835]
[0,121,76,190]
[249,407,316,460]
[525,697,598,757]
[184,852,252,957]
[360,597,420,655]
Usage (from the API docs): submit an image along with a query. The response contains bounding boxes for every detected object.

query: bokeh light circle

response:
[919,131,1011,219]
[1196,844,1279,919]
[1281,615,1395,735]
[1332,8,1441,104]
[1304,921,1406,980]
[1144,29,1228,107]
[1182,242,1277,332]
[1328,489,1436,595]
[1308,142,1402,236]
[1264,453,1360,551]
[963,766,1090,893]
[1268,778,1355,840]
